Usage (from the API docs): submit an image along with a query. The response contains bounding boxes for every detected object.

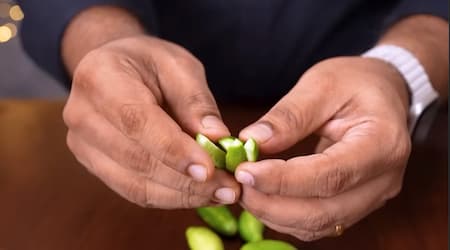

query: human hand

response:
[235,57,412,240]
[63,35,240,208]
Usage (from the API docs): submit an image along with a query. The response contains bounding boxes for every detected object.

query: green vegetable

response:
[196,133,226,169]
[224,138,247,173]
[244,138,259,162]
[186,226,224,250]
[196,206,238,236]
[240,240,298,250]
[218,136,238,151]
[197,134,259,173]
[239,210,264,242]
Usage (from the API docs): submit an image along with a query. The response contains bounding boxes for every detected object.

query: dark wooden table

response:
[0,100,447,250]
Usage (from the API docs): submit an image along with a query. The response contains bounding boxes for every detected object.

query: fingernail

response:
[235,171,255,186]
[242,122,273,143]
[187,164,207,182]
[214,187,236,204]
[202,115,226,130]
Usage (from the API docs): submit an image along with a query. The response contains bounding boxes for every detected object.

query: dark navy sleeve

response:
[17,0,157,88]
[385,0,449,27]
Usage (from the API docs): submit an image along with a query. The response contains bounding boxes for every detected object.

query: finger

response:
[257,218,328,242]
[65,104,240,203]
[236,126,410,198]
[239,70,347,153]
[257,215,354,242]
[156,55,230,140]
[66,132,231,208]
[240,170,402,240]
[69,61,217,182]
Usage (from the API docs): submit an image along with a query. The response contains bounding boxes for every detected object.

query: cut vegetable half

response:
[218,136,238,151]
[225,139,247,173]
[196,133,226,169]
[244,138,259,162]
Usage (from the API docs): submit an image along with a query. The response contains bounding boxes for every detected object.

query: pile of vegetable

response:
[185,134,297,250]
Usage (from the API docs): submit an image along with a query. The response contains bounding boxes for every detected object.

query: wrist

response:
[362,45,439,133]
[378,15,448,99]
[62,5,146,75]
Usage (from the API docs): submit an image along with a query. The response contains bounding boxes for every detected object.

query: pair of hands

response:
[63,35,411,241]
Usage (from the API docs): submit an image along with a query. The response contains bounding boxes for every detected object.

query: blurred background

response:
[0,0,67,98]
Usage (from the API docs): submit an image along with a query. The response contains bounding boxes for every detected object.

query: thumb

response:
[239,72,344,153]
[158,57,230,141]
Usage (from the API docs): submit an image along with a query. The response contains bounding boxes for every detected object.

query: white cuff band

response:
[362,44,439,134]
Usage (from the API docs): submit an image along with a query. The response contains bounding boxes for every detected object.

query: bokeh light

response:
[9,5,24,21]
[0,25,12,43]
[0,3,10,18]
[4,23,17,37]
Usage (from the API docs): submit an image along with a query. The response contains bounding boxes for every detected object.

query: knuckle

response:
[181,192,194,208]
[62,103,84,130]
[388,183,403,200]
[126,179,147,207]
[72,50,109,92]
[182,192,208,208]
[178,172,201,196]
[382,123,411,170]
[269,101,304,132]
[395,135,412,166]
[304,210,334,232]
[305,59,338,85]
[183,92,217,112]
[176,52,205,74]
[296,231,319,242]
[124,146,158,178]
[385,173,405,200]
[185,178,197,195]
[178,91,219,125]
[315,69,337,90]
[162,44,205,75]
[277,169,292,196]
[155,135,181,166]
[118,104,148,139]
[317,166,353,197]
[180,179,204,208]
[116,55,140,77]
[65,132,76,152]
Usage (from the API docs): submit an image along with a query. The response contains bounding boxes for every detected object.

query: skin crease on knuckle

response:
[118,103,148,141]
[124,144,158,179]
[72,48,117,94]
[112,49,164,104]
[268,101,304,135]
[154,133,184,168]
[317,163,354,198]
[178,92,220,128]
[181,185,197,208]
[246,195,333,241]
[276,163,293,197]
[118,102,188,169]
[261,217,323,242]
[302,209,335,233]
[126,177,148,207]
